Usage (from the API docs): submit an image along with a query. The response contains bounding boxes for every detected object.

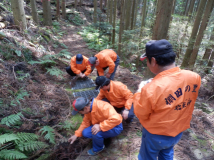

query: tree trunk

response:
[188,0,214,69]
[61,0,66,19]
[181,0,207,68]
[11,0,27,30]
[152,0,173,40]
[107,0,109,22]
[130,0,136,30]
[171,0,176,15]
[125,0,132,30]
[207,51,214,71]
[118,0,124,57]
[133,0,139,29]
[75,0,78,9]
[100,0,103,11]
[56,0,60,20]
[184,0,190,16]
[109,0,113,25]
[30,0,38,24]
[140,0,147,37]
[187,0,196,21]
[80,0,83,6]
[112,0,117,47]
[42,0,52,26]
[94,0,97,23]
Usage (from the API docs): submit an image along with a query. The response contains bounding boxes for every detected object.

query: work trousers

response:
[102,98,135,123]
[138,128,183,160]
[82,123,123,152]
[97,55,120,80]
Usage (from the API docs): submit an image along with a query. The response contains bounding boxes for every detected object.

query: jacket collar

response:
[154,67,180,80]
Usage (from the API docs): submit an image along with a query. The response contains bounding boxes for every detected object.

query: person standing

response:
[68,97,123,156]
[88,49,120,80]
[134,39,201,160]
[66,54,92,78]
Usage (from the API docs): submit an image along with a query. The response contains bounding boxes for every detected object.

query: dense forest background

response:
[0,0,214,160]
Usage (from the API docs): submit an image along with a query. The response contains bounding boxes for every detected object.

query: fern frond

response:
[39,126,55,144]
[46,67,64,78]
[15,132,39,143]
[0,112,23,127]
[0,134,18,145]
[0,149,27,160]
[18,141,48,152]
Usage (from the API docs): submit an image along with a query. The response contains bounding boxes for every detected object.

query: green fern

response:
[0,149,27,160]
[39,126,55,144]
[28,59,56,65]
[62,120,75,130]
[0,134,18,145]
[15,132,39,142]
[0,112,23,127]
[11,89,29,106]
[18,141,48,152]
[46,66,64,78]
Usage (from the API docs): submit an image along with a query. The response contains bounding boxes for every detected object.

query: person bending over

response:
[68,97,123,156]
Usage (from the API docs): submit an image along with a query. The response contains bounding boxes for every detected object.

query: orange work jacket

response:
[133,67,201,137]
[70,55,92,76]
[95,49,117,76]
[96,81,133,110]
[75,98,122,137]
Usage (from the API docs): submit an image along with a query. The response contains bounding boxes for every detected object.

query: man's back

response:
[134,67,201,137]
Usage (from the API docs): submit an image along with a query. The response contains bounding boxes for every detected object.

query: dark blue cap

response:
[76,54,83,64]
[140,39,175,61]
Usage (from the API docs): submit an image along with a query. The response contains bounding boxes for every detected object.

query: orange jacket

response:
[75,98,122,137]
[95,49,117,76]
[133,67,201,137]
[96,81,133,110]
[70,55,92,76]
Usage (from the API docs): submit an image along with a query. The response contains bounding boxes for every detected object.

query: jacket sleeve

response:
[120,85,133,110]
[99,104,122,132]
[83,60,92,76]
[133,88,152,122]
[70,57,81,75]
[96,66,104,76]
[96,90,106,100]
[105,56,115,74]
[75,114,91,137]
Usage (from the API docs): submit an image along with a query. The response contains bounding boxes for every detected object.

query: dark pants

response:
[66,67,93,77]
[97,55,120,80]
[102,98,135,123]
[138,128,183,160]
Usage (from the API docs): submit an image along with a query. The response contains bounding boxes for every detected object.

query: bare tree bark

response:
[133,0,139,29]
[181,0,207,68]
[112,0,117,46]
[100,0,103,11]
[188,0,214,69]
[42,0,52,26]
[140,0,147,37]
[56,0,60,20]
[80,0,83,6]
[94,0,97,23]
[30,0,38,24]
[184,0,190,16]
[207,51,214,71]
[202,28,214,63]
[125,0,132,30]
[118,0,124,57]
[152,0,173,40]
[187,0,196,21]
[171,0,176,15]
[11,0,27,30]
[75,0,78,9]
[61,0,66,19]
[130,0,136,30]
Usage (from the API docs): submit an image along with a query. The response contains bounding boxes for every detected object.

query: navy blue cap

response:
[95,76,110,90]
[76,54,83,64]
[140,39,175,61]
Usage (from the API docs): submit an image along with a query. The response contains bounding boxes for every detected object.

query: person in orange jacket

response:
[95,76,135,123]
[88,49,120,80]
[134,39,201,160]
[68,97,123,156]
[66,54,92,78]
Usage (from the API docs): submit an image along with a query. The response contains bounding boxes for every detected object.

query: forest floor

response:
[0,1,214,160]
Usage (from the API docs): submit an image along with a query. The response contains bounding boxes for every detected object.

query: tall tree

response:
[152,0,173,40]
[133,0,139,29]
[75,0,78,9]
[125,0,132,30]
[56,0,60,20]
[130,0,136,30]
[80,0,83,6]
[184,0,190,16]
[42,0,52,25]
[93,0,97,23]
[187,0,196,21]
[118,0,124,56]
[30,0,38,24]
[202,28,214,63]
[207,51,214,72]
[140,0,147,37]
[181,0,207,68]
[100,0,103,11]
[11,0,27,30]
[188,0,214,69]
[171,0,176,15]
[61,0,66,19]
[112,0,117,46]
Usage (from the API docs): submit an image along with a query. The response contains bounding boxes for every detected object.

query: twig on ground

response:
[12,66,17,79]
